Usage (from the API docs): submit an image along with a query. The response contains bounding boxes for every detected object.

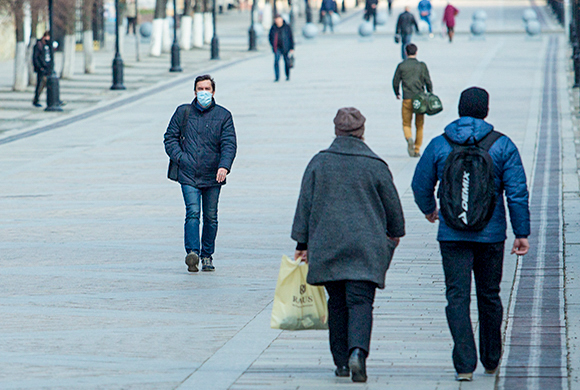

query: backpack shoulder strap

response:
[477,130,503,151]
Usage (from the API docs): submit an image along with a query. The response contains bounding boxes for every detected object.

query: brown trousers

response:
[402,99,425,153]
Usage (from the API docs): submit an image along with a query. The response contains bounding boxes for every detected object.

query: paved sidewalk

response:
[0,1,577,389]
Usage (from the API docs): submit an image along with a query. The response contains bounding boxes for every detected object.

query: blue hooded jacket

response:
[411,117,530,242]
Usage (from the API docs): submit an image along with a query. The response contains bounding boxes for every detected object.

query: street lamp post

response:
[248,0,257,51]
[170,0,182,71]
[210,0,219,59]
[111,0,126,89]
[45,0,62,111]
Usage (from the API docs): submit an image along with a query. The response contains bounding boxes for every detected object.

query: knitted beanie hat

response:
[458,87,489,119]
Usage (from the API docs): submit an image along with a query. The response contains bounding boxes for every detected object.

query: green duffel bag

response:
[426,93,443,115]
[411,92,443,116]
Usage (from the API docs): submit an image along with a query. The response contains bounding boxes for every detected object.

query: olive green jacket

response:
[392,57,433,100]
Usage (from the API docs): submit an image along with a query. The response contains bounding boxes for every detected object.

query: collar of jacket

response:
[320,136,388,166]
[192,98,216,112]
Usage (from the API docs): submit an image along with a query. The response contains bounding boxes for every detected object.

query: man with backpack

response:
[164,75,237,273]
[392,43,433,157]
[411,87,530,382]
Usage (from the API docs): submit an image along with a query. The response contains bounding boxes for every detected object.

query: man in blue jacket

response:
[164,75,237,273]
[411,87,530,382]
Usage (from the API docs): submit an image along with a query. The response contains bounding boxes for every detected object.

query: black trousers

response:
[33,72,47,104]
[439,241,504,374]
[324,280,377,367]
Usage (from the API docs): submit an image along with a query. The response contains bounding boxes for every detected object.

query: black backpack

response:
[439,130,503,231]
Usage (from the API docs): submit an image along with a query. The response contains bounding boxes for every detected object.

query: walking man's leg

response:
[325,281,350,370]
[283,52,291,80]
[181,185,202,272]
[401,34,411,59]
[473,242,505,372]
[274,51,281,81]
[33,72,46,106]
[402,99,414,156]
[200,186,221,271]
[414,112,424,156]
[440,241,478,376]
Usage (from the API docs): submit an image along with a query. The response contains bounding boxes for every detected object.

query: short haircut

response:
[405,43,417,56]
[43,30,50,38]
[194,74,215,92]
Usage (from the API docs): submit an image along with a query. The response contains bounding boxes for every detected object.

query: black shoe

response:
[33,102,42,107]
[348,348,367,383]
[58,101,67,106]
[185,252,199,272]
[286,76,290,81]
[335,366,350,377]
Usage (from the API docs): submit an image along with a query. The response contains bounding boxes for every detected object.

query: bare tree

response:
[57,0,77,79]
[150,0,167,56]
[82,0,95,73]
[179,0,192,50]
[27,0,45,86]
[0,0,28,90]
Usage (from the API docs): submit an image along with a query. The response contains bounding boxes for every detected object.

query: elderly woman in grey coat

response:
[291,107,405,383]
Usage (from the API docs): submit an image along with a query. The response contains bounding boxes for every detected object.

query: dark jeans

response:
[181,184,221,257]
[127,17,137,34]
[324,280,377,367]
[33,72,47,104]
[401,34,412,60]
[365,8,377,29]
[274,51,290,81]
[439,241,505,374]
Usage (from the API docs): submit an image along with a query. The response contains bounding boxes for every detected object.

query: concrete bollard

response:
[375,12,387,26]
[470,20,486,37]
[417,19,430,35]
[526,20,541,36]
[522,8,538,22]
[358,22,374,37]
[472,10,487,21]
[140,22,152,38]
[302,23,318,39]
[331,12,341,25]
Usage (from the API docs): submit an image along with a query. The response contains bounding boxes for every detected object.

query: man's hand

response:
[295,250,308,263]
[216,168,228,183]
[396,94,401,100]
[388,237,400,247]
[289,49,295,54]
[425,209,439,223]
[511,238,530,255]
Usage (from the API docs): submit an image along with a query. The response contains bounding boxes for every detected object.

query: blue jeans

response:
[420,15,432,32]
[274,51,290,81]
[401,34,412,59]
[439,241,505,374]
[323,12,334,32]
[181,185,221,257]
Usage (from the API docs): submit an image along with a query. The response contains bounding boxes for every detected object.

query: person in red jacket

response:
[442,2,459,42]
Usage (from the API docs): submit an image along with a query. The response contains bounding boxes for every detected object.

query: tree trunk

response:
[203,0,212,46]
[60,0,76,79]
[150,0,167,56]
[180,0,193,50]
[13,0,28,91]
[27,4,39,86]
[83,0,95,73]
[162,16,171,52]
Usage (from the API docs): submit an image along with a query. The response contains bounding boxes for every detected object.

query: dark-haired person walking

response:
[411,87,530,382]
[32,31,52,108]
[164,75,237,273]
[268,15,295,82]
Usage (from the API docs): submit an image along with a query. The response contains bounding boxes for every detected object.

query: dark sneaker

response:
[407,138,414,157]
[335,366,350,377]
[201,256,215,272]
[413,151,421,158]
[185,252,199,272]
[456,373,473,381]
[33,102,42,107]
[348,348,367,383]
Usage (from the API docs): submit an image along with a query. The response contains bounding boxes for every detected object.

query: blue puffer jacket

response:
[411,117,530,242]
[164,99,237,188]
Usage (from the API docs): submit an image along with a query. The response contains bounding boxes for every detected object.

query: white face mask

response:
[197,91,213,107]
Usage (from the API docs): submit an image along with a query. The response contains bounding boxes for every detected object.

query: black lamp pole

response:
[248,0,257,51]
[111,0,126,89]
[210,0,219,59]
[170,0,182,71]
[45,0,62,111]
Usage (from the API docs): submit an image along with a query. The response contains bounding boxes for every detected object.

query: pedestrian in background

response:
[395,6,418,60]
[387,0,393,15]
[418,0,433,36]
[320,0,336,33]
[442,2,459,42]
[292,107,405,383]
[268,15,295,81]
[364,0,378,30]
[126,0,138,35]
[411,87,530,382]
[32,31,52,108]
[164,75,237,273]
[392,43,433,157]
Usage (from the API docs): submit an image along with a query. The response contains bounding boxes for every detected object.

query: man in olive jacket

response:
[292,107,405,383]
[392,43,433,157]
[164,75,237,273]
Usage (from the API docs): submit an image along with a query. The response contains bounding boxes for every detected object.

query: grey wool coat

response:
[291,136,405,289]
